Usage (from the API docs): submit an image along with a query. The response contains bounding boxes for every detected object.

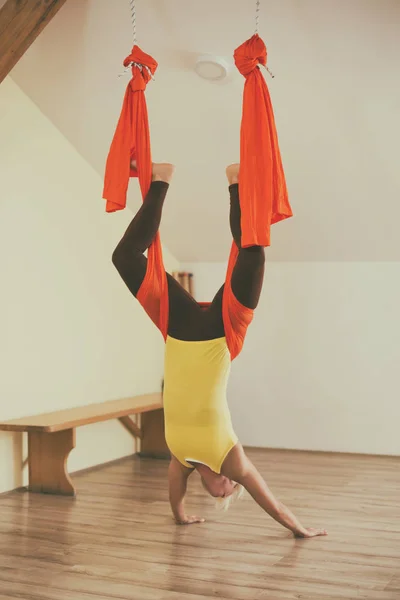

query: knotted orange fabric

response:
[103,36,292,359]
[234,34,292,246]
[222,34,293,358]
[103,46,169,339]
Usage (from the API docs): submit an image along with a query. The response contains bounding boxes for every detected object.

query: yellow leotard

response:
[163,336,238,474]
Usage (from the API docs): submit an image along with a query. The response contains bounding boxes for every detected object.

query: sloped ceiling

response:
[10,0,400,261]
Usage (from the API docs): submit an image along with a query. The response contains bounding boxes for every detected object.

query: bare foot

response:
[226,163,240,185]
[152,163,175,183]
[129,160,175,184]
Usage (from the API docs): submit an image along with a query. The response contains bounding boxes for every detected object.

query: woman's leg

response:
[112,163,174,296]
[112,162,211,340]
[221,444,327,538]
[227,164,265,310]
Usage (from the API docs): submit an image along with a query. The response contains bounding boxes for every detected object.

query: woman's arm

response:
[222,444,327,538]
[168,457,204,525]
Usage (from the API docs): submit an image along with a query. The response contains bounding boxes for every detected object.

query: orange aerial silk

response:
[103,35,292,359]
[222,34,293,358]
[103,46,169,339]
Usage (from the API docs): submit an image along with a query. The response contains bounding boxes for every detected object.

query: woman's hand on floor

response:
[294,527,328,538]
[175,515,205,525]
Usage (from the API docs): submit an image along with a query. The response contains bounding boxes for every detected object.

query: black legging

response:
[112,182,265,342]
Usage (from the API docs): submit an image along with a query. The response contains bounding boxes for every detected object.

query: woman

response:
[112,161,327,538]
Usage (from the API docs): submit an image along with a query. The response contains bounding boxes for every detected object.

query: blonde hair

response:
[214,483,245,512]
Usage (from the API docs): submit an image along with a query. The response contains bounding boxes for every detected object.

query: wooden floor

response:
[0,449,399,600]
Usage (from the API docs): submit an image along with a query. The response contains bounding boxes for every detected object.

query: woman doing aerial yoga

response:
[103,27,327,538]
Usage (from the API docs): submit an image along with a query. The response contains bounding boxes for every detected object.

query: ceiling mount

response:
[194,55,231,82]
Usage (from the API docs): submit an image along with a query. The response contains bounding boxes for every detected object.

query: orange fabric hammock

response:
[223,34,293,358]
[103,35,292,359]
[103,46,169,339]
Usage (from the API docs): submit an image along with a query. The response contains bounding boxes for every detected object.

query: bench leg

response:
[28,429,76,496]
[139,408,170,459]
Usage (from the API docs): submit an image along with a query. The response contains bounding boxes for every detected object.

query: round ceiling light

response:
[194,55,230,82]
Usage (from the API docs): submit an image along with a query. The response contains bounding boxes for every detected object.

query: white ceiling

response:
[10,0,400,261]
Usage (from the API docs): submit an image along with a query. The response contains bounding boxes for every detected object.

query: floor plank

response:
[0,449,399,600]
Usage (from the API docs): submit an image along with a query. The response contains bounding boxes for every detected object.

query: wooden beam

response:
[119,416,143,440]
[0,0,68,84]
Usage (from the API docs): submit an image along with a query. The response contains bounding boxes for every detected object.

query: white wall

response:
[0,78,179,494]
[183,260,400,456]
[11,0,400,263]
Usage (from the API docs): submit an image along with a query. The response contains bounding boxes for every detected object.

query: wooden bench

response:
[0,394,169,497]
